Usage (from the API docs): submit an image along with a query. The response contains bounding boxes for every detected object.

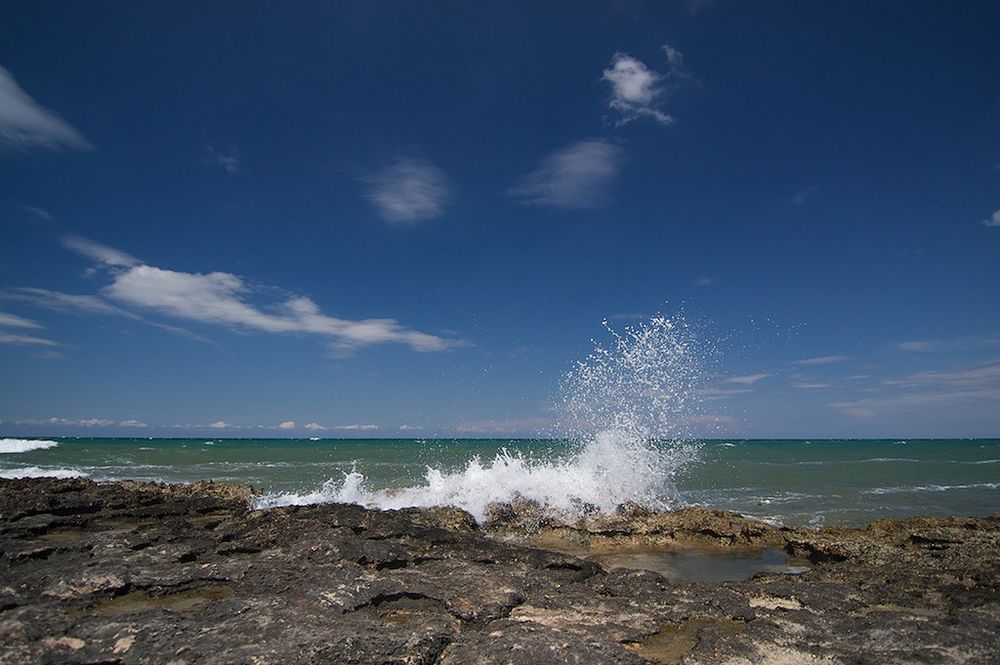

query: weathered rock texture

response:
[1,478,997,664]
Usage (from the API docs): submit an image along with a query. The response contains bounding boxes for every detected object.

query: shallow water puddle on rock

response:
[592,548,810,583]
[88,585,233,616]
[37,527,90,542]
[624,617,746,665]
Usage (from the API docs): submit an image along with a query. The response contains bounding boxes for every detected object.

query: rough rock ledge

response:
[0,478,997,664]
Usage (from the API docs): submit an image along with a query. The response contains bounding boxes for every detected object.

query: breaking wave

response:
[0,438,59,454]
[254,315,708,521]
[0,466,86,479]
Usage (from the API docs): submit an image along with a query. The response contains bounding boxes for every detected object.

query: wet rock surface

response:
[1,478,997,664]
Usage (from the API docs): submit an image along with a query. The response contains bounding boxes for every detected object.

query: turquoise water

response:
[2,437,997,527]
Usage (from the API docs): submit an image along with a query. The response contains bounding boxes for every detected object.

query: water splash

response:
[254,314,708,520]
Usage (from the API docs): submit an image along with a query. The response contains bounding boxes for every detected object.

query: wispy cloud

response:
[0,332,58,346]
[17,417,117,427]
[694,277,712,287]
[794,355,849,366]
[206,144,241,173]
[697,387,753,400]
[791,380,831,389]
[0,312,42,329]
[792,186,818,206]
[898,333,1000,353]
[509,139,625,209]
[332,424,379,431]
[831,359,1000,419]
[33,236,459,353]
[304,422,327,431]
[453,417,552,434]
[119,420,147,428]
[61,235,140,267]
[982,210,1000,227]
[362,157,452,224]
[277,420,295,430]
[208,420,238,430]
[18,205,52,221]
[0,65,92,151]
[722,373,770,385]
[601,46,686,127]
[1,286,205,341]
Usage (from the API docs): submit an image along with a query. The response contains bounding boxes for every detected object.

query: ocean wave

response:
[0,438,59,454]
[865,482,1000,495]
[254,429,699,521]
[0,466,86,479]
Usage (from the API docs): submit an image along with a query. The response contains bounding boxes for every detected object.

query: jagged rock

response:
[0,478,997,664]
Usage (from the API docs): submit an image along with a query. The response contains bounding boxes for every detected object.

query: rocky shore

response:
[1,478,997,664]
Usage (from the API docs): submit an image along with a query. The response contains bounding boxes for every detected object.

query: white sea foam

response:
[254,315,707,521]
[866,482,1000,495]
[0,438,59,454]
[0,466,86,479]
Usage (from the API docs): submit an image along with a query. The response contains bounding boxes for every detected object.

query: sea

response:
[3,316,996,529]
[1,436,997,528]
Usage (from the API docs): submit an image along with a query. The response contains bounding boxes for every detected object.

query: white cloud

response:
[1,286,205,342]
[0,312,42,329]
[898,334,1000,353]
[722,373,770,385]
[982,210,1000,227]
[794,355,849,366]
[206,145,241,173]
[697,387,753,400]
[791,381,831,389]
[694,277,712,287]
[332,424,379,431]
[18,205,52,221]
[208,421,237,429]
[0,332,58,346]
[0,65,92,151]
[397,424,420,431]
[601,47,685,127]
[453,417,552,434]
[508,140,625,209]
[362,157,452,224]
[278,420,296,430]
[304,422,327,431]
[61,235,139,267]
[18,417,115,427]
[119,419,147,428]
[48,236,458,353]
[831,360,1000,419]
[883,360,1000,389]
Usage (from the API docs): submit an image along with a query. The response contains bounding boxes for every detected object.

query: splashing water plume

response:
[255,315,708,521]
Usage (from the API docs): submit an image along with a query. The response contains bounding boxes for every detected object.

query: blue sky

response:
[1,1,999,438]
